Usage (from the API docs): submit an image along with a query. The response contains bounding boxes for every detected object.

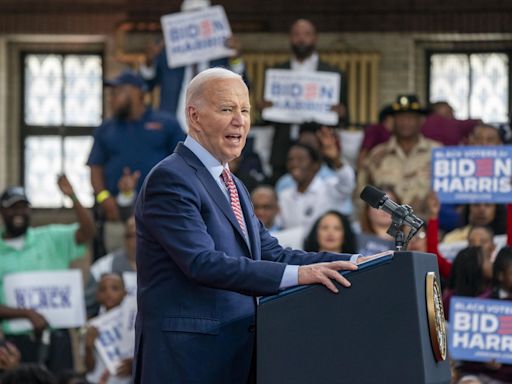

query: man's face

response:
[188,78,251,164]
[110,85,142,120]
[1,201,31,238]
[289,20,317,60]
[468,204,496,226]
[469,126,502,146]
[287,146,319,185]
[96,275,126,311]
[393,112,422,139]
[252,190,279,229]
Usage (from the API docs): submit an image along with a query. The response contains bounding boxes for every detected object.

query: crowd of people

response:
[0,0,511,383]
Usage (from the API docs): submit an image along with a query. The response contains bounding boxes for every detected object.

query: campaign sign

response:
[449,296,512,364]
[118,295,137,358]
[161,5,234,68]
[4,270,86,332]
[432,146,512,203]
[89,307,124,375]
[262,69,341,125]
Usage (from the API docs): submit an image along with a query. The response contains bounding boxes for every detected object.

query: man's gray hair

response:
[185,67,244,121]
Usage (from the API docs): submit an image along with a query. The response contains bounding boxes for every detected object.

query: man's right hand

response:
[298,261,358,293]
[25,310,48,336]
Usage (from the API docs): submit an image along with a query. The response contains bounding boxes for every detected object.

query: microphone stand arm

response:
[386,205,413,251]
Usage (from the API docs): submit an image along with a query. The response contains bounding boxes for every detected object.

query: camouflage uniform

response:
[357,135,441,219]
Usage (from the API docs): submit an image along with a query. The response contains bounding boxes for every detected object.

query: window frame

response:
[426,48,512,123]
[20,50,105,209]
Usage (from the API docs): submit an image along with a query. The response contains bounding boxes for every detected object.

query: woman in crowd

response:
[442,246,493,319]
[303,210,358,254]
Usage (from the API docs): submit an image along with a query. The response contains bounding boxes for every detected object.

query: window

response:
[428,52,509,124]
[22,53,103,208]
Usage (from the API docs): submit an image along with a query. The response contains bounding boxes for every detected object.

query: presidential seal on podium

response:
[426,272,447,361]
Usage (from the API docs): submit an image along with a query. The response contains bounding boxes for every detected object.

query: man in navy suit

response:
[134,67,360,383]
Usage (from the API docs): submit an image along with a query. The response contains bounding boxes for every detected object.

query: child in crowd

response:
[85,273,132,384]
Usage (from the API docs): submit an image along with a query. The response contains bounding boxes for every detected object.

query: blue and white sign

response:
[3,270,86,332]
[449,296,512,364]
[161,6,234,68]
[89,307,124,375]
[432,146,512,203]
[262,69,341,125]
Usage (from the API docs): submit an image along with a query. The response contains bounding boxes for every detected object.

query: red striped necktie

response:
[221,169,247,236]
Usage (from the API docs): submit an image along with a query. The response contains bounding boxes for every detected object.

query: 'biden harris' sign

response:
[262,69,341,126]
[3,270,86,333]
[432,146,512,204]
[161,6,235,68]
[449,297,512,364]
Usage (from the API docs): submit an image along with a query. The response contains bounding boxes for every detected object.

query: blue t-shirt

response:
[87,107,185,195]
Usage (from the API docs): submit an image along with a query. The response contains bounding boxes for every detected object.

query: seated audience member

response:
[357,185,397,255]
[421,101,479,146]
[468,122,503,146]
[228,138,268,193]
[357,105,394,168]
[442,246,493,319]
[250,186,280,231]
[303,211,358,254]
[486,246,512,299]
[0,363,57,384]
[0,177,94,373]
[276,122,352,196]
[85,217,136,318]
[443,203,508,243]
[278,141,355,231]
[357,95,441,220]
[426,192,511,280]
[430,101,455,120]
[453,247,512,383]
[85,273,132,384]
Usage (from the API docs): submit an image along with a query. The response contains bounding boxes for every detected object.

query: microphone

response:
[360,185,424,231]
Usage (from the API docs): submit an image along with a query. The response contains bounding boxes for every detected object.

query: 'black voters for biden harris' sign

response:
[432,146,512,204]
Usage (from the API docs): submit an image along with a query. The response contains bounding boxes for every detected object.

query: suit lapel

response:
[234,177,259,259]
[176,143,252,254]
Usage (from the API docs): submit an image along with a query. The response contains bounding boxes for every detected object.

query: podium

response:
[257,252,451,384]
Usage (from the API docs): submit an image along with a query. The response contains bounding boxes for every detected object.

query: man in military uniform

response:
[357,95,441,219]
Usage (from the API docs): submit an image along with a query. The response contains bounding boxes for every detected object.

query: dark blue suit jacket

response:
[133,142,351,383]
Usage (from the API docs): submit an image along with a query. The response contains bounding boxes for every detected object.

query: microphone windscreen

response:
[360,185,386,208]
